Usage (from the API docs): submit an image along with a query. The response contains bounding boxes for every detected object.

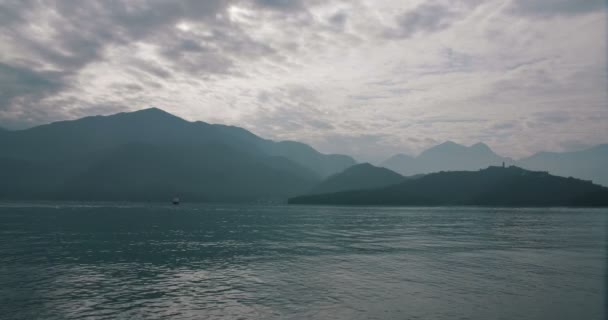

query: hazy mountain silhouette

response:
[307,163,406,195]
[0,108,354,175]
[381,153,416,175]
[263,141,356,178]
[381,141,512,176]
[289,166,608,207]
[0,108,355,201]
[3,108,605,202]
[59,143,318,202]
[518,144,608,187]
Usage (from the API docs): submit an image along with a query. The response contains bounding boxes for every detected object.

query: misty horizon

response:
[2,106,607,163]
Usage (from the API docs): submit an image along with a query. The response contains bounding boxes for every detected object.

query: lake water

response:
[0,203,606,320]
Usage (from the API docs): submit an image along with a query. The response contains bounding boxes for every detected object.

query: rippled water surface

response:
[0,203,606,319]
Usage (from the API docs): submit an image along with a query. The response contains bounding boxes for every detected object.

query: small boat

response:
[172,197,180,205]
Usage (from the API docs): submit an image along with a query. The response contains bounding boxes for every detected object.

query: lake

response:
[0,203,606,319]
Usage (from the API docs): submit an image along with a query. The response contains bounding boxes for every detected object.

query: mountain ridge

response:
[289,166,608,207]
[381,141,607,186]
[518,144,608,187]
[0,108,355,202]
[2,107,606,201]
[0,107,356,178]
[307,163,405,195]
[381,141,512,176]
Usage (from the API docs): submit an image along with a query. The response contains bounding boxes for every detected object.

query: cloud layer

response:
[0,0,606,161]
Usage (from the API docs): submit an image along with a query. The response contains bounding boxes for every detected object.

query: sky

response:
[0,0,606,162]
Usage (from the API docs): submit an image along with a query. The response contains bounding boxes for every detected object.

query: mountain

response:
[0,157,60,197]
[58,143,318,202]
[307,163,405,195]
[518,144,608,187]
[0,108,355,177]
[382,141,608,187]
[381,141,512,176]
[263,141,356,178]
[0,108,355,201]
[289,166,608,207]
[381,154,416,175]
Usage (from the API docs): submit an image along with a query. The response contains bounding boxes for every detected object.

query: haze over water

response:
[0,203,606,320]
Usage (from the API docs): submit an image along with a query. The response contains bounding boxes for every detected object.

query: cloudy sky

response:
[0,0,606,162]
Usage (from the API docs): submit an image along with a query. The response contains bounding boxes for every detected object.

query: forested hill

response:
[289,166,608,207]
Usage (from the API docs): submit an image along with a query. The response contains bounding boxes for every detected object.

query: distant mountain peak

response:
[126,107,177,117]
[386,153,414,160]
[470,142,495,154]
[307,162,404,195]
[436,141,466,148]
[422,141,499,156]
[106,107,187,125]
[471,142,489,149]
[420,140,466,156]
[382,140,509,176]
[137,107,167,113]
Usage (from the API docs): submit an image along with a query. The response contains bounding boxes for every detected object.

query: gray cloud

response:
[314,133,401,163]
[384,3,460,38]
[128,59,174,79]
[328,11,348,29]
[245,86,337,138]
[253,0,305,11]
[0,0,606,159]
[490,121,518,131]
[415,117,487,126]
[0,0,313,121]
[510,0,606,16]
[0,63,66,110]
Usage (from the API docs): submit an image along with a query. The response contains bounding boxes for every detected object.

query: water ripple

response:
[0,204,606,319]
